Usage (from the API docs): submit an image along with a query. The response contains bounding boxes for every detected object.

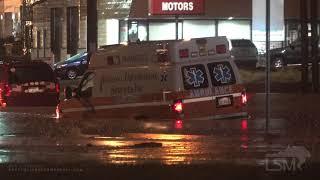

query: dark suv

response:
[0,61,59,107]
[267,38,319,68]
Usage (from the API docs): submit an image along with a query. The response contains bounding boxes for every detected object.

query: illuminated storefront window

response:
[183,20,216,40]
[128,21,147,42]
[149,22,176,41]
[97,0,132,46]
[119,20,128,43]
[218,20,251,40]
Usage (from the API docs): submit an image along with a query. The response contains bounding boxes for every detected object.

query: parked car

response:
[54,52,90,80]
[230,39,258,69]
[0,60,59,107]
[257,38,320,69]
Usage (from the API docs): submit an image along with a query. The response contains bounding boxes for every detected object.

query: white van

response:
[58,37,248,121]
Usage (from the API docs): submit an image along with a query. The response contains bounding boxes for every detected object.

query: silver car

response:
[230,39,258,69]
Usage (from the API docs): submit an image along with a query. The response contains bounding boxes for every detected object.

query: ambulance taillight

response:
[173,100,183,114]
[216,45,227,54]
[55,83,60,94]
[179,49,189,58]
[174,119,183,129]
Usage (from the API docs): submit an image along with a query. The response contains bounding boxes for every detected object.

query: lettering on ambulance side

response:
[100,72,159,83]
[161,71,168,82]
[110,83,144,96]
[104,55,156,66]
[188,86,234,98]
[213,86,233,96]
[190,88,212,98]
[97,71,160,97]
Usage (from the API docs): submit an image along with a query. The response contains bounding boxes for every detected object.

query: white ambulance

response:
[58,37,248,121]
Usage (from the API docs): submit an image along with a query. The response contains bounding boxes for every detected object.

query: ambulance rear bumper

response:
[186,112,249,121]
[135,112,249,121]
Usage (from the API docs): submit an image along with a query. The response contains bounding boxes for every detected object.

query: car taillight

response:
[56,83,60,93]
[45,82,59,93]
[0,87,3,100]
[241,91,247,105]
[4,84,11,97]
[1,102,6,107]
[173,100,183,114]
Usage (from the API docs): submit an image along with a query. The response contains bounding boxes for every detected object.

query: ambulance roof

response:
[89,37,230,69]
[89,42,162,69]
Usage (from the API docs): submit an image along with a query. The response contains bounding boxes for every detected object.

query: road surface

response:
[1,80,320,178]
[0,110,318,166]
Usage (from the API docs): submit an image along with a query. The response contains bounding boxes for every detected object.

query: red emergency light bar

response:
[179,44,228,59]
[179,49,189,58]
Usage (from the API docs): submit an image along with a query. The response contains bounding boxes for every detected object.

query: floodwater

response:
[0,110,318,167]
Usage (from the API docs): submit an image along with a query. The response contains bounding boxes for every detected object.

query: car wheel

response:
[67,69,78,80]
[272,57,285,69]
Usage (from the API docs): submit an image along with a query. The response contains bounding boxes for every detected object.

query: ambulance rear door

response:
[169,37,244,120]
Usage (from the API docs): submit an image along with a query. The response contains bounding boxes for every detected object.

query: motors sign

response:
[149,0,205,15]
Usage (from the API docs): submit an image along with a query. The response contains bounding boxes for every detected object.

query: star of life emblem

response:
[213,64,232,84]
[184,68,205,87]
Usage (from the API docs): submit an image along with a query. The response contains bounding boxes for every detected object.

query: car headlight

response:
[57,64,67,69]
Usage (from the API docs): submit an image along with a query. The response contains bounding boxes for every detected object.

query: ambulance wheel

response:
[67,69,78,80]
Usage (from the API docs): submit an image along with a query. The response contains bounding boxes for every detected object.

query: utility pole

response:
[265,0,271,134]
[21,0,28,57]
[311,0,319,92]
[300,0,309,92]
[87,0,97,54]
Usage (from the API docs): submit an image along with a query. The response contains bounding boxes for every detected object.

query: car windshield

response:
[9,65,54,84]
[65,52,87,62]
[231,40,255,47]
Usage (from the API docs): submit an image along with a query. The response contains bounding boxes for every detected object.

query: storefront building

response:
[31,0,319,62]
[0,0,21,39]
[113,0,252,46]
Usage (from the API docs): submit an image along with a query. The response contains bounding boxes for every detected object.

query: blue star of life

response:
[213,64,232,84]
[185,68,205,87]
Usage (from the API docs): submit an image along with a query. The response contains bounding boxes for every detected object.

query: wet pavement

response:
[1,87,320,177]
[0,110,319,168]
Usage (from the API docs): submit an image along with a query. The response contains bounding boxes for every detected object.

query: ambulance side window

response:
[181,64,209,90]
[207,62,236,86]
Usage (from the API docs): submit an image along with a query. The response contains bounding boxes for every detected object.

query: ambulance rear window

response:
[207,62,236,86]
[181,64,209,90]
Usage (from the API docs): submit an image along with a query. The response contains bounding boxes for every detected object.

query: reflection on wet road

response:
[0,111,318,166]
